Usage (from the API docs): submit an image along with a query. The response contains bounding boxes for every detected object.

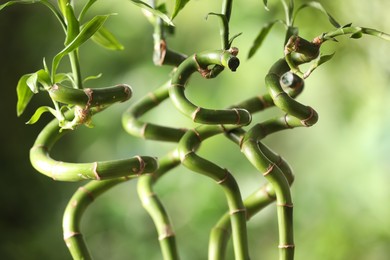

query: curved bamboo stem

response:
[30,109,158,181]
[177,125,249,260]
[122,80,187,142]
[169,49,251,126]
[137,151,182,260]
[63,178,129,259]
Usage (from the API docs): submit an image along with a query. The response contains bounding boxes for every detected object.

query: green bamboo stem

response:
[137,151,182,260]
[318,26,390,43]
[178,126,250,260]
[151,0,187,67]
[122,80,187,142]
[208,59,309,259]
[240,127,294,260]
[63,178,129,259]
[68,49,83,89]
[49,83,132,107]
[265,72,317,126]
[30,112,158,181]
[169,49,251,126]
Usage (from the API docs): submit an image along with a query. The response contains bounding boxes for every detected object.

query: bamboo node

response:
[63,231,82,240]
[233,108,241,125]
[93,162,101,180]
[276,202,294,208]
[229,208,247,216]
[263,163,275,176]
[79,186,95,201]
[158,225,175,240]
[216,169,229,184]
[191,107,201,122]
[135,156,146,176]
[300,106,316,126]
[278,244,295,249]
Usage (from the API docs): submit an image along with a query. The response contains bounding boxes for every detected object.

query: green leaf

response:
[0,0,40,11]
[92,26,124,50]
[58,0,80,45]
[350,31,363,39]
[52,15,109,77]
[303,52,335,78]
[26,69,52,93]
[248,20,282,59]
[83,73,102,83]
[263,0,270,11]
[129,0,174,26]
[16,74,34,116]
[26,73,39,93]
[79,0,97,22]
[295,1,340,28]
[25,106,57,124]
[171,0,190,19]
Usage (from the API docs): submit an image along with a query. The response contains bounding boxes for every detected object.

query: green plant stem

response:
[137,151,182,260]
[208,58,309,260]
[122,80,187,142]
[63,178,128,260]
[49,83,132,107]
[169,49,251,125]
[30,110,158,181]
[177,124,249,260]
[68,50,83,89]
[319,26,390,42]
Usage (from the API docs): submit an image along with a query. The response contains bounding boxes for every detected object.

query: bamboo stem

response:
[169,49,251,125]
[137,152,182,260]
[122,80,187,142]
[63,178,128,259]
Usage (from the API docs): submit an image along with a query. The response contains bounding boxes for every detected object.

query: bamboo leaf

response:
[16,74,34,116]
[350,31,363,39]
[52,15,109,76]
[171,0,190,19]
[27,69,52,93]
[58,0,80,45]
[248,20,282,59]
[295,1,340,28]
[303,52,335,78]
[25,106,57,124]
[0,0,40,11]
[83,73,102,83]
[263,0,270,11]
[78,0,97,22]
[92,26,124,50]
[129,0,174,26]
[26,72,39,94]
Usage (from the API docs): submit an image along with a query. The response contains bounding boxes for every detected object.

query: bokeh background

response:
[1,1,390,259]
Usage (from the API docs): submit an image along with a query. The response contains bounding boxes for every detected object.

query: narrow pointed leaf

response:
[16,74,34,116]
[26,72,39,93]
[27,69,52,93]
[0,0,40,11]
[92,26,124,50]
[263,0,269,11]
[303,52,335,78]
[52,15,109,76]
[171,0,190,20]
[58,0,80,45]
[129,0,174,26]
[295,1,340,28]
[26,106,57,124]
[83,73,102,83]
[79,0,97,21]
[350,31,363,39]
[248,20,282,59]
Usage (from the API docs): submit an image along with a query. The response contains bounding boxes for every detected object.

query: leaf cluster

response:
[1,0,124,129]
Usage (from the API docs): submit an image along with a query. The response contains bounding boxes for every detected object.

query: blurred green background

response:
[1,1,390,259]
